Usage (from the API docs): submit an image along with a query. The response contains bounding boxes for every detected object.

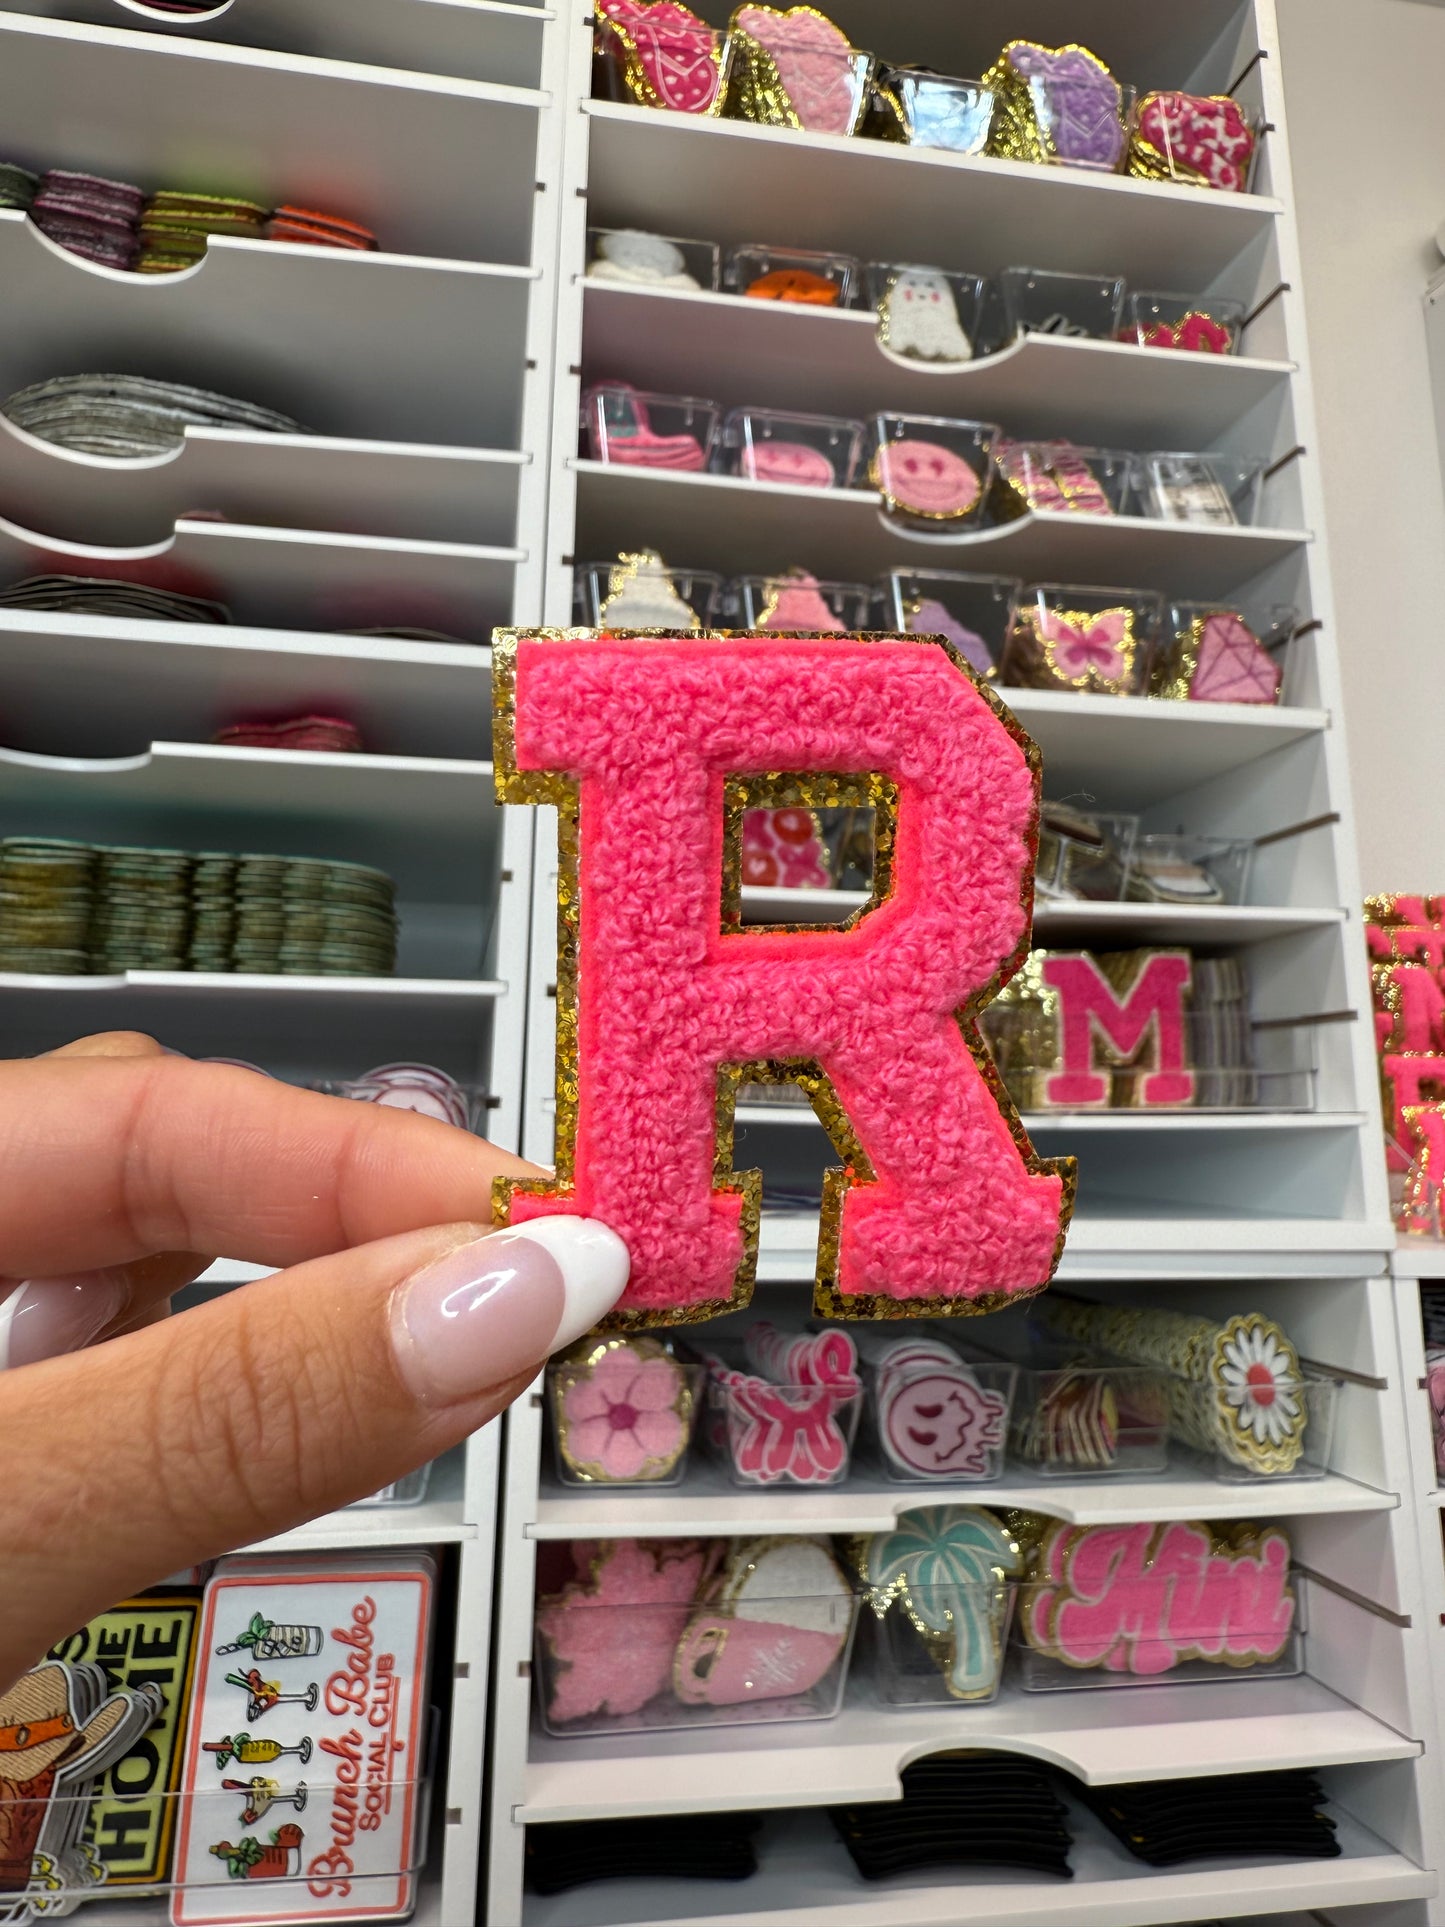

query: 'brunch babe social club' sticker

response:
[171,1556,433,1925]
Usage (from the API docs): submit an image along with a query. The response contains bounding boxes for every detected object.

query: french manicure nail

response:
[389,1217,629,1407]
[0,1272,130,1370]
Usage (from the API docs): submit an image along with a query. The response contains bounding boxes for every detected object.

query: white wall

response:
[1277,0,1445,890]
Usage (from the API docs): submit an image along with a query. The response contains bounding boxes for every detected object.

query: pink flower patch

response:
[559,1339,691,1480]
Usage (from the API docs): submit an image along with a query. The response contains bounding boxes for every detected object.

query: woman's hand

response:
[0,1032,627,1687]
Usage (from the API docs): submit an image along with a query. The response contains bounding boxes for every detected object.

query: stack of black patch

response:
[1073,1769,1340,1866]
[525,1813,761,1896]
[833,1752,1072,1880]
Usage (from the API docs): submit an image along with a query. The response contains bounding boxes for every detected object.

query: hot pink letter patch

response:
[494,630,1074,1326]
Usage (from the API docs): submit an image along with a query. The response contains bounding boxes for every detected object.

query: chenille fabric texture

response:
[506,633,1072,1320]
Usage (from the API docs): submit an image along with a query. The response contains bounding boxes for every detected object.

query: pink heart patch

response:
[1135,91,1256,193]
[733,5,860,133]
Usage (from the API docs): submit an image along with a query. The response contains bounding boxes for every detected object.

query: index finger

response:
[0,1053,540,1274]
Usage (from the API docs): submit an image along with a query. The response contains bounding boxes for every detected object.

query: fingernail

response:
[390,1217,629,1407]
[0,1272,130,1370]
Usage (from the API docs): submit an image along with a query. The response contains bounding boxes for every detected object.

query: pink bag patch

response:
[675,1536,853,1703]
[599,0,724,114]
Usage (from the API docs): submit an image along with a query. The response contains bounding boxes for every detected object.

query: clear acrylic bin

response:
[1015,1568,1304,1689]
[576,555,725,626]
[881,568,1018,680]
[999,265,1126,340]
[348,1463,433,1507]
[1185,1372,1342,1483]
[866,263,989,365]
[1133,450,1267,527]
[592,6,727,116]
[704,1373,863,1485]
[1126,832,1253,907]
[725,241,860,306]
[315,1062,476,1129]
[1124,289,1246,355]
[888,69,996,153]
[1035,805,1138,903]
[736,572,873,629]
[1155,599,1297,706]
[1009,1354,1172,1477]
[867,413,999,525]
[1020,74,1134,174]
[723,406,863,488]
[1131,90,1262,193]
[0,1782,430,1921]
[867,1354,1017,1483]
[586,224,721,291]
[863,1582,1016,1705]
[584,383,719,470]
[723,30,873,136]
[994,440,1133,518]
[535,1584,860,1733]
[999,582,1164,698]
[548,1343,704,1486]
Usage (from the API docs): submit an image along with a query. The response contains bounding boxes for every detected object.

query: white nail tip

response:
[508,1216,630,1352]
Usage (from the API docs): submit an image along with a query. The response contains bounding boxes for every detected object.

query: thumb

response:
[0,1216,626,1682]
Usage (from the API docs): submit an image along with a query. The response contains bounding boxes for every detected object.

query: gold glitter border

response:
[594,4,727,117]
[866,445,986,524]
[723,7,870,136]
[493,628,1075,1329]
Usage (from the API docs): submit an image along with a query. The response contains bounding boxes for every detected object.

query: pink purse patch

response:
[674,1537,853,1704]
[598,0,724,114]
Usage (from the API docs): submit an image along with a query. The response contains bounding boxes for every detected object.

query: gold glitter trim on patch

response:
[983,41,1123,169]
[866,443,986,523]
[493,627,1074,1328]
[1004,602,1140,698]
[722,6,867,135]
[1127,95,1250,188]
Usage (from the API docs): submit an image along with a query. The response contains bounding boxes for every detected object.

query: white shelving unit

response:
[489,3,1442,1925]
[0,3,562,1920]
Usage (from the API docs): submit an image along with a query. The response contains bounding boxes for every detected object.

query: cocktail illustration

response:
[216,1613,324,1660]
[224,1669,320,1723]
[209,1825,304,1882]
[203,1734,314,1770]
[223,1778,308,1825]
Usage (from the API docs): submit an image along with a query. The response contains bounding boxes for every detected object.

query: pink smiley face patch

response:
[871,437,982,520]
[741,439,837,487]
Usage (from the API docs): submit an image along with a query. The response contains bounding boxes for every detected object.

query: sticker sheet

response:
[171,1555,433,1925]
[47,1590,202,1887]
